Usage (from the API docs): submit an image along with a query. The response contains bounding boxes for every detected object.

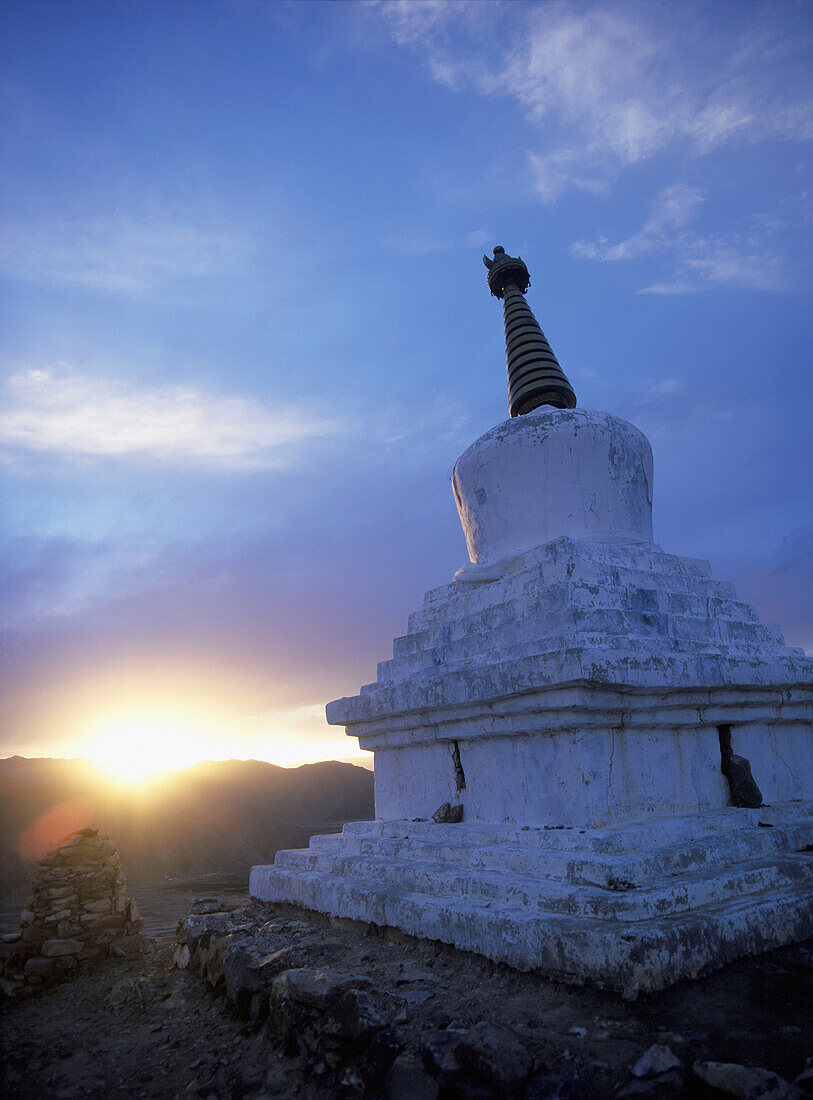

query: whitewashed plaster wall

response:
[452,408,653,570]
[371,721,812,827]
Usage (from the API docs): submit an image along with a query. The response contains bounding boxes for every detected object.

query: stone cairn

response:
[0,827,143,998]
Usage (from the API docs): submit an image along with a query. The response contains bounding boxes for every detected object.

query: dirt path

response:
[0,937,320,1100]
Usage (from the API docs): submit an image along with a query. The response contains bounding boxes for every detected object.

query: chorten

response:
[251,248,813,996]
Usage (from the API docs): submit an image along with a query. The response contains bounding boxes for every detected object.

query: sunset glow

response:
[80,710,223,784]
[2,0,810,770]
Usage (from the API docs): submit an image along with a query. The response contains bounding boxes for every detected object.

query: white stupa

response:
[251,247,813,996]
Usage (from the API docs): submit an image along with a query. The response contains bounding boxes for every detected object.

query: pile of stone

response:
[0,827,142,998]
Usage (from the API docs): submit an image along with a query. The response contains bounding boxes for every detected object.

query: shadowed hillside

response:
[0,757,374,904]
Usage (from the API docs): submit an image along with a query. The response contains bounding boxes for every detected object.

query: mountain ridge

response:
[0,756,375,904]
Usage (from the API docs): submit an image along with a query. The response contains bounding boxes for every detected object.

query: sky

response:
[1,0,811,771]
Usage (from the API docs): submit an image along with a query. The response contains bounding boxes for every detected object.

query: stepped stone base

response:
[267,416,813,995]
[250,802,813,998]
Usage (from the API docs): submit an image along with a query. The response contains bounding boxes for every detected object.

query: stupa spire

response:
[484,245,577,417]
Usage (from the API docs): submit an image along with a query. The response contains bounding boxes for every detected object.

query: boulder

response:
[432,802,464,824]
[631,1045,683,1078]
[321,987,397,1042]
[456,1021,534,1092]
[693,1061,804,1099]
[382,1053,440,1100]
[270,968,374,1013]
[223,944,306,1004]
[420,1029,468,1088]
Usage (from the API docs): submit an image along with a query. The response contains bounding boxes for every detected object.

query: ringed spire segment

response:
[484,245,577,417]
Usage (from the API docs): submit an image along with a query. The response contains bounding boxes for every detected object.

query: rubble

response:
[169,899,813,1098]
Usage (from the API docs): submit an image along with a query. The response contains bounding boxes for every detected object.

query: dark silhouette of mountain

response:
[0,757,374,903]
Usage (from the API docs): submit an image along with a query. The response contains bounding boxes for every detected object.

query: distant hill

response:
[0,756,374,903]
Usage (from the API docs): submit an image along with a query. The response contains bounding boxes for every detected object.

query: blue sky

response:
[1,0,811,766]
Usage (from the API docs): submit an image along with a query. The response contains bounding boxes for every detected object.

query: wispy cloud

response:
[572,183,790,293]
[572,184,705,261]
[374,1,813,202]
[0,215,247,294]
[0,368,338,469]
[0,535,162,629]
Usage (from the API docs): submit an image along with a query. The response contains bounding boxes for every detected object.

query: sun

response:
[81,710,219,785]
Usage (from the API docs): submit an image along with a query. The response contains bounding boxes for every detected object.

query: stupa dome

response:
[452,407,654,571]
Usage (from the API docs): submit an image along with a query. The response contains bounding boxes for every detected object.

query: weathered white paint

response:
[250,802,813,997]
[251,406,813,990]
[372,725,733,828]
[326,533,813,825]
[452,408,653,576]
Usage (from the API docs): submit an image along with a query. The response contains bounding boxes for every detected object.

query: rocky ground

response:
[1,898,811,1099]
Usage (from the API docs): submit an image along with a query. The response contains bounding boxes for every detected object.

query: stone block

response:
[41,938,85,957]
[77,945,105,960]
[54,956,79,972]
[40,886,76,901]
[0,944,21,964]
[57,922,82,938]
[89,913,126,932]
[24,956,56,978]
[82,898,112,914]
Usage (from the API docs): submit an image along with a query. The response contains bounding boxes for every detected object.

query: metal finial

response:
[484,246,577,417]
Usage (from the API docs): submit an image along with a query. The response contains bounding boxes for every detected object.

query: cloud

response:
[466,229,493,248]
[0,368,338,469]
[572,183,705,261]
[527,150,607,204]
[0,535,161,629]
[0,215,247,293]
[572,183,788,292]
[638,242,786,295]
[374,1,813,202]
